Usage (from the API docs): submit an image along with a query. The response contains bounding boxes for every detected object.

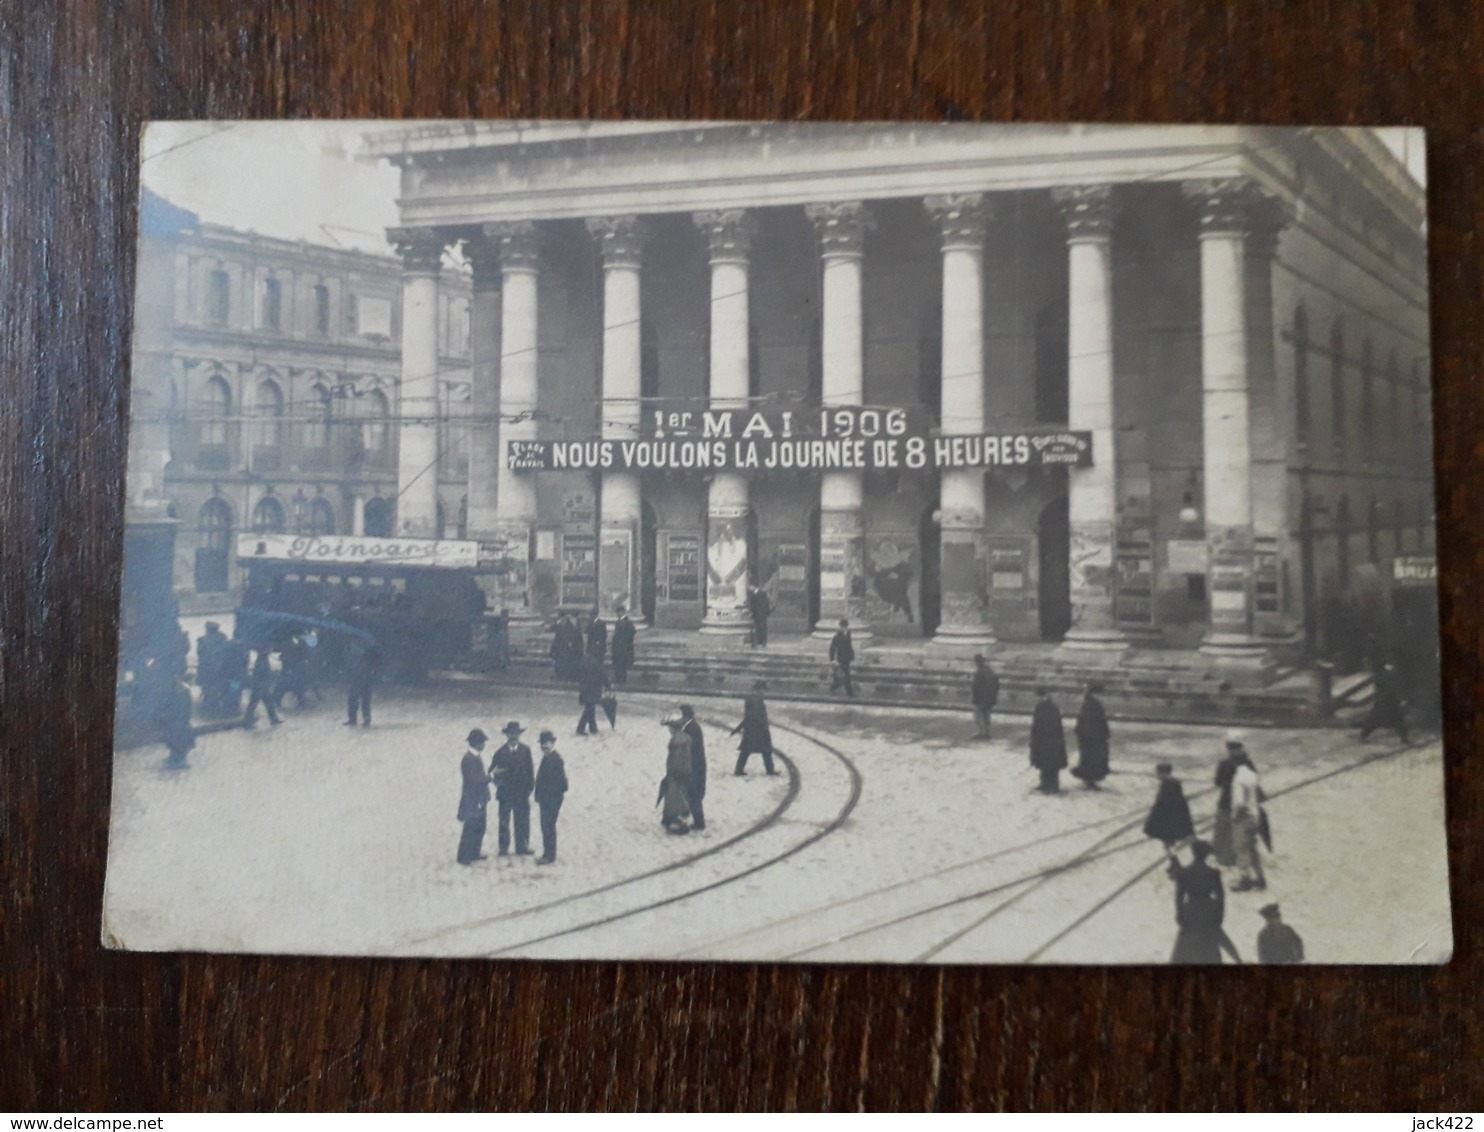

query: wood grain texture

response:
[1,0,1479,1111]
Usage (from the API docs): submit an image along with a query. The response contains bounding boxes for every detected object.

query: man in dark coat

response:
[576,648,609,736]
[488,720,535,856]
[1256,902,1305,964]
[680,703,707,831]
[158,675,196,770]
[732,680,777,776]
[610,607,636,685]
[748,585,772,648]
[828,619,856,697]
[344,639,382,727]
[586,607,609,661]
[550,613,580,681]
[533,729,568,864]
[970,654,999,739]
[457,728,491,865]
[1029,687,1066,794]
[1071,682,1111,788]
[196,621,228,715]
[1360,663,1410,743]
[1143,762,1195,849]
[1170,840,1242,964]
[242,648,282,728]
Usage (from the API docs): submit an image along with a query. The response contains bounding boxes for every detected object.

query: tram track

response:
[475,719,863,957]
[690,731,1430,964]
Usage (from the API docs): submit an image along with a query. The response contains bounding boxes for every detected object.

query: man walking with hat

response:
[457,728,491,865]
[489,721,536,857]
[679,704,707,831]
[533,730,568,864]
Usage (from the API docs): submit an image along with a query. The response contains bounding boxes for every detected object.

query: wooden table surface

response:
[2,1,1480,1111]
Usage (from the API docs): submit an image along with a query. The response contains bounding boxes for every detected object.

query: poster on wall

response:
[105,120,1448,968]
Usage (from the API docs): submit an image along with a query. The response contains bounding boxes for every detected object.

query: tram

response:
[233,532,497,681]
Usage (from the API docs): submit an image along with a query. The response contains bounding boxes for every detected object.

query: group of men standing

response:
[457,721,568,866]
[551,607,636,685]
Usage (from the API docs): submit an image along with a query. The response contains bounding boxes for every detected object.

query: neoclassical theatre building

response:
[364,123,1433,657]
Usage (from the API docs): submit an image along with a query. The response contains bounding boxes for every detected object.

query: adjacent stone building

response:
[131,190,475,606]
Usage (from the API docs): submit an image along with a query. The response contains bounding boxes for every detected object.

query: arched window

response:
[1293,304,1311,443]
[253,378,284,454]
[1330,322,1346,460]
[252,495,286,534]
[361,388,390,459]
[304,382,333,452]
[308,497,335,537]
[262,277,283,331]
[1359,338,1375,447]
[314,284,331,336]
[363,496,393,538]
[199,373,232,453]
[195,497,233,593]
[208,269,230,325]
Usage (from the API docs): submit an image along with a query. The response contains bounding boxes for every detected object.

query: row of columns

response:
[390,176,1285,655]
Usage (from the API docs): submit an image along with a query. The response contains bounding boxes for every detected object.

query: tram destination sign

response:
[508,408,1091,473]
[237,532,480,569]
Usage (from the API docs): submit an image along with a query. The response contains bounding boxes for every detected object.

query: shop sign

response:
[236,532,478,569]
[1392,555,1437,585]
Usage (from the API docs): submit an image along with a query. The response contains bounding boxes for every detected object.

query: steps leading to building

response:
[466,636,1333,727]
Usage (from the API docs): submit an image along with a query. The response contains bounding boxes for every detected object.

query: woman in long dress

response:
[656,712,693,834]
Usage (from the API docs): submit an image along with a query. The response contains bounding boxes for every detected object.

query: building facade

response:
[348,125,1433,658]
[131,191,475,605]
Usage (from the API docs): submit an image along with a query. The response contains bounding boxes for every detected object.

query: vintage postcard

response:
[106,121,1449,964]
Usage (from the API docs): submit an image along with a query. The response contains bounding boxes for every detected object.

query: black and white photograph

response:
[105,120,1449,965]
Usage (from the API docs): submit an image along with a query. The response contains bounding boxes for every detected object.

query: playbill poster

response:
[106,121,1450,966]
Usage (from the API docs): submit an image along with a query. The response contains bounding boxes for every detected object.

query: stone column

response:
[461,230,502,542]
[588,215,647,623]
[1184,179,1264,658]
[694,209,758,636]
[490,221,540,615]
[925,193,995,647]
[1244,195,1292,642]
[1053,185,1128,651]
[390,228,445,538]
[805,201,872,639]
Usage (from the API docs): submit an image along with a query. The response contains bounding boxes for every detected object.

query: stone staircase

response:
[470,630,1336,727]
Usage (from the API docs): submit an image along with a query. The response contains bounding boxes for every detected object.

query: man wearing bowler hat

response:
[533,729,568,864]
[457,728,491,865]
[488,720,536,857]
